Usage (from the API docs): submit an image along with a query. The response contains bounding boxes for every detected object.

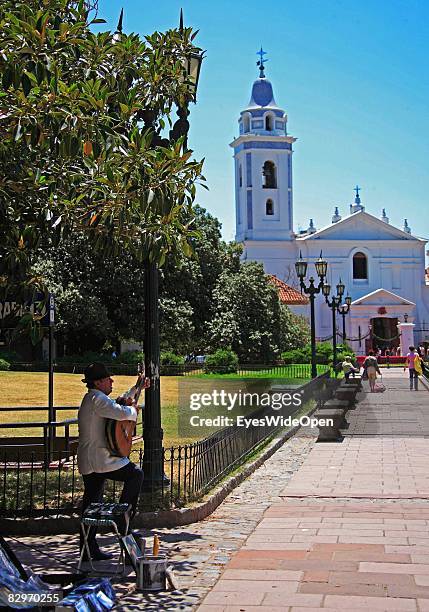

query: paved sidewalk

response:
[10,433,316,610]
[199,370,429,611]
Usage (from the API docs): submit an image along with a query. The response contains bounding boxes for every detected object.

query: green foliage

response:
[0,358,11,371]
[204,349,239,374]
[160,205,242,350]
[278,306,311,352]
[208,262,290,362]
[280,349,308,364]
[32,205,241,355]
[0,0,205,320]
[160,351,184,366]
[281,341,356,366]
[0,349,20,363]
[57,351,114,364]
[159,297,194,354]
[314,342,335,364]
[116,350,144,365]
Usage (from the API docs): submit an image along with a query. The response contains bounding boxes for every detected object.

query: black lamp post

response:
[337,294,352,343]
[141,12,204,488]
[295,251,328,378]
[323,279,345,372]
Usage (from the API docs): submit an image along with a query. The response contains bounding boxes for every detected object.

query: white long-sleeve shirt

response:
[77,389,137,475]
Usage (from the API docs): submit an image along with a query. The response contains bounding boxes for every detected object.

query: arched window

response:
[265,114,273,131]
[263,161,277,189]
[243,114,250,133]
[239,164,242,187]
[353,252,368,279]
[266,199,274,215]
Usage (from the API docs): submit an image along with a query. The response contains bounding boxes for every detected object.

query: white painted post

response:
[398,322,415,356]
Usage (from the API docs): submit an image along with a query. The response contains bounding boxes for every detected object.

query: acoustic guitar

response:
[105,363,146,458]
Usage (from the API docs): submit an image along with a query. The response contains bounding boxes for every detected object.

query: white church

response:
[230,55,429,356]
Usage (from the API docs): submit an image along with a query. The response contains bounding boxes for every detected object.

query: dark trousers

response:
[409,368,418,390]
[81,462,143,550]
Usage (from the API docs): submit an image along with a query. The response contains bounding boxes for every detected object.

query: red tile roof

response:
[268,275,309,305]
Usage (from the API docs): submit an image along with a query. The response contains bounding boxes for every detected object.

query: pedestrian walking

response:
[363,350,381,393]
[406,346,421,391]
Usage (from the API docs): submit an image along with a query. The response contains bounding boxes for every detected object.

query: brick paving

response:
[10,432,316,610]
[198,370,429,611]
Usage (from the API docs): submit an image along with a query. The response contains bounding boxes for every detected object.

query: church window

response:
[243,114,250,133]
[263,161,277,188]
[239,164,242,187]
[266,199,274,215]
[265,114,273,131]
[353,252,368,280]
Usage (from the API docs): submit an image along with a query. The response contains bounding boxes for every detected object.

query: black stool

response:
[78,502,131,574]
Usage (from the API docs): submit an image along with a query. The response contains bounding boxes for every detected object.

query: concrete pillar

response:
[398,322,415,356]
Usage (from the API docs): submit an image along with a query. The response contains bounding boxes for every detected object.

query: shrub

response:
[117,350,144,365]
[281,349,308,364]
[0,358,10,371]
[314,342,334,364]
[0,350,20,363]
[160,351,184,375]
[281,342,356,367]
[160,351,184,366]
[204,349,239,374]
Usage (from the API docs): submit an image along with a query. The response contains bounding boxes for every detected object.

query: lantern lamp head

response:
[322,283,331,298]
[295,251,308,279]
[315,250,328,279]
[336,278,345,297]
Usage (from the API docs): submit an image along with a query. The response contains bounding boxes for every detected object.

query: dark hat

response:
[82,362,111,383]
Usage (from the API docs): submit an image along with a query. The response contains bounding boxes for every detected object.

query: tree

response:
[32,232,145,353]
[32,205,240,355]
[279,306,310,352]
[208,262,286,362]
[160,205,241,349]
[0,0,204,331]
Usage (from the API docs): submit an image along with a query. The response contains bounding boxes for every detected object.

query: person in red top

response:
[406,346,419,391]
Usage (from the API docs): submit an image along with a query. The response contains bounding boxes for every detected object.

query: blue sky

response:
[99,0,429,243]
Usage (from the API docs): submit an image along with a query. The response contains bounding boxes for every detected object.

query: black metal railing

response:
[0,372,329,519]
[5,362,329,377]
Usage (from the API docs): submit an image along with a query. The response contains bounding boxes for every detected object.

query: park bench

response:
[343,374,363,390]
[313,408,345,442]
[334,386,358,408]
[317,399,349,429]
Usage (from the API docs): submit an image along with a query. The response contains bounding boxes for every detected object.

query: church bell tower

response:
[230,49,296,243]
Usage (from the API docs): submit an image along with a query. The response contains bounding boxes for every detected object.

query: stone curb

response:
[0,417,314,535]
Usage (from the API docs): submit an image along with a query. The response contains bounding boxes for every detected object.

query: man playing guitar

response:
[78,362,149,560]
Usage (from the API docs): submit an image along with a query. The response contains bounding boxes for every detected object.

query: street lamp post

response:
[337,294,352,343]
[141,12,204,488]
[323,279,346,373]
[295,251,328,379]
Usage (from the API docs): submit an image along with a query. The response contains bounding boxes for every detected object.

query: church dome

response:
[249,78,276,107]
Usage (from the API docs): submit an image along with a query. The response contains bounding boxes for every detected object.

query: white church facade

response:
[231,57,429,355]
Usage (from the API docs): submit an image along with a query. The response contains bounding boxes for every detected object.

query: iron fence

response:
[5,362,329,377]
[0,372,329,519]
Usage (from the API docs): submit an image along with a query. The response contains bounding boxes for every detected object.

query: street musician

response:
[78,362,148,560]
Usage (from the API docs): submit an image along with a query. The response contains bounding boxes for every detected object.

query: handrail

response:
[0,406,78,412]
[0,418,78,429]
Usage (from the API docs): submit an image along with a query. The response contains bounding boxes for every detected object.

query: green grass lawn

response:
[0,370,311,446]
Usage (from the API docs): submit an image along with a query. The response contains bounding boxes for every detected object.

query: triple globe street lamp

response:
[295,255,353,378]
[322,279,347,371]
[295,251,328,379]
